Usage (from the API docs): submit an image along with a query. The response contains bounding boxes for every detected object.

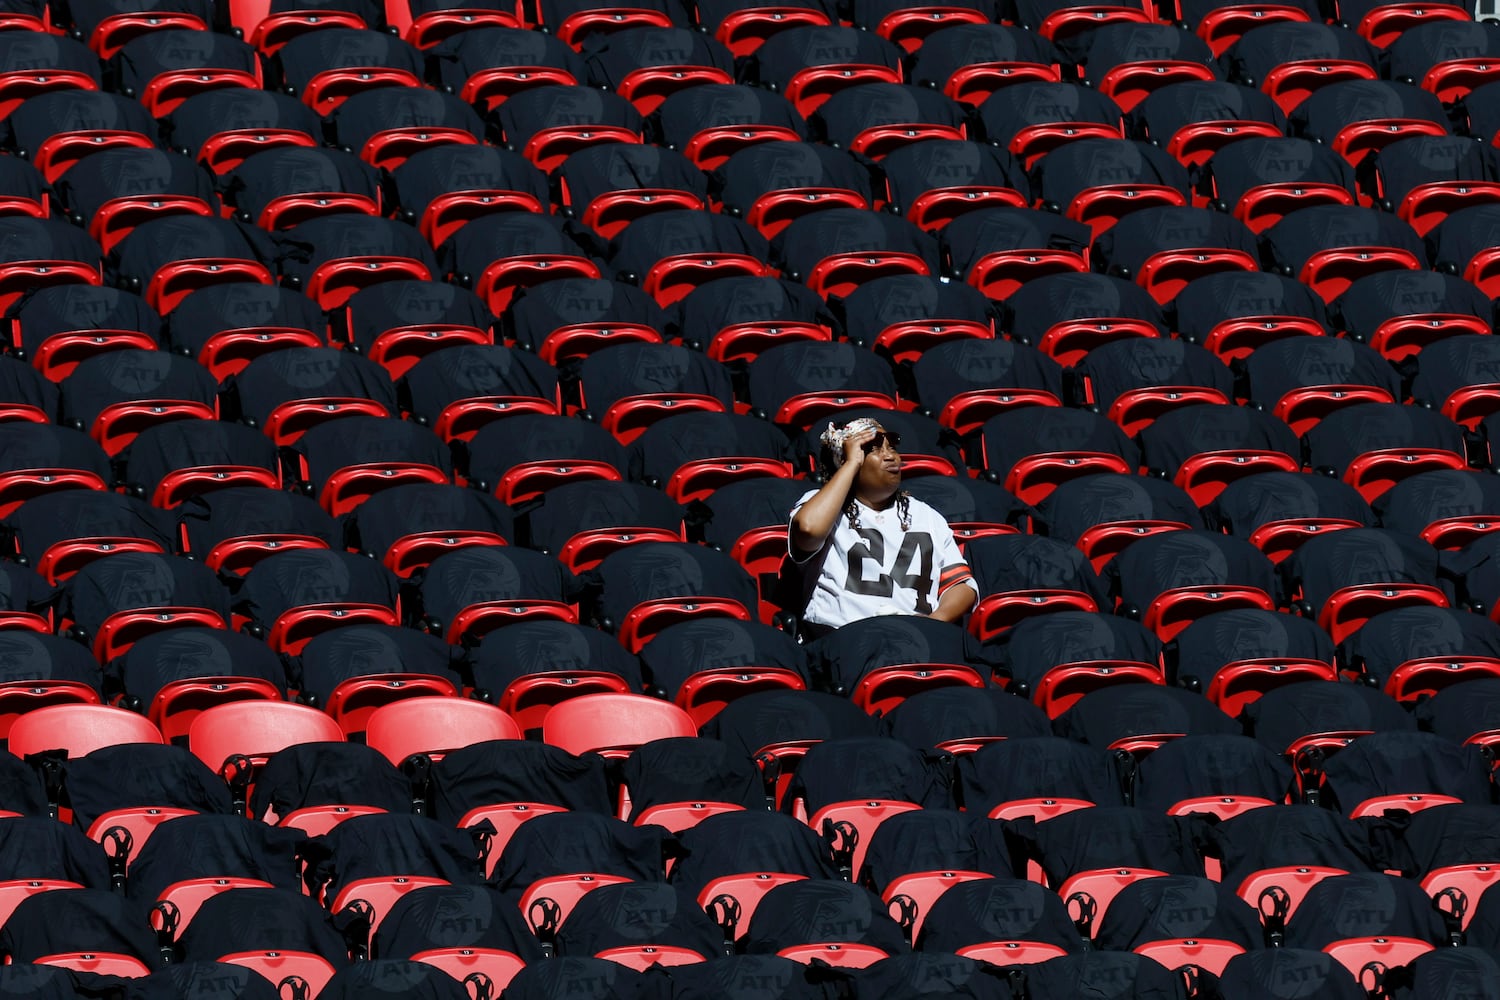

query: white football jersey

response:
[789,490,976,629]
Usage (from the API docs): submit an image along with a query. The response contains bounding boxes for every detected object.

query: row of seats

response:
[3,680,1500,998]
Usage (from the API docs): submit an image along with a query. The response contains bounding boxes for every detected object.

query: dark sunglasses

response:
[865,431,902,451]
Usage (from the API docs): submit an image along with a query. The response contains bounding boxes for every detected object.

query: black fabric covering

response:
[1022,952,1193,1000]
[771,208,938,284]
[671,955,845,1000]
[8,492,172,566]
[316,961,469,1000]
[55,149,215,222]
[293,417,451,493]
[0,357,57,424]
[328,86,483,154]
[910,23,1059,91]
[1384,947,1500,1000]
[669,811,839,898]
[111,29,256,98]
[958,737,1126,815]
[1410,335,1500,410]
[0,632,99,696]
[556,881,724,959]
[804,617,990,697]
[1204,471,1374,536]
[1243,680,1415,756]
[59,351,216,433]
[1289,79,1446,143]
[917,877,1079,954]
[497,85,642,148]
[911,339,1063,415]
[1131,734,1293,812]
[1137,405,1298,481]
[1216,947,1365,1000]
[1011,806,1211,885]
[1170,608,1334,691]
[669,276,826,349]
[593,542,756,632]
[558,141,706,213]
[744,879,907,956]
[463,413,627,490]
[0,889,159,968]
[505,279,665,356]
[699,690,878,759]
[860,808,1009,891]
[176,887,350,964]
[1103,530,1276,612]
[880,688,1052,751]
[520,480,685,554]
[1285,871,1448,950]
[744,341,897,422]
[638,620,806,703]
[607,211,768,284]
[1341,606,1500,688]
[1442,533,1500,611]
[996,612,1161,693]
[0,751,50,816]
[125,814,307,903]
[502,956,668,1000]
[127,962,281,1000]
[226,347,396,428]
[467,621,644,697]
[1210,804,1386,888]
[980,407,1138,479]
[1317,730,1493,813]
[293,625,463,709]
[1415,678,1500,744]
[272,28,421,96]
[121,420,280,501]
[1037,474,1202,544]
[429,739,613,824]
[345,483,514,557]
[1241,336,1400,411]
[712,142,873,219]
[10,286,161,355]
[374,883,544,962]
[399,345,558,428]
[888,476,1032,530]
[627,412,789,487]
[1389,804,1500,878]
[621,737,764,819]
[109,216,275,292]
[248,742,413,821]
[784,737,953,815]
[1280,527,1443,616]
[0,564,56,623]
[940,207,1091,279]
[302,813,484,902]
[64,743,233,831]
[1095,874,1263,951]
[1306,403,1465,480]
[494,811,669,890]
[177,486,339,556]
[1378,471,1500,540]
[576,342,734,415]
[61,553,228,640]
[416,546,578,628]
[163,89,320,159]
[6,90,156,156]
[1071,338,1234,412]
[0,816,110,885]
[235,549,400,629]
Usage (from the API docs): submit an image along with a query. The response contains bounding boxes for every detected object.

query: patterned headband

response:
[820,417,883,468]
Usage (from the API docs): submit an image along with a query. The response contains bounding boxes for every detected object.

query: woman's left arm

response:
[927,580,978,623]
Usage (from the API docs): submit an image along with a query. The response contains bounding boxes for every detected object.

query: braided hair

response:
[843,491,913,531]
